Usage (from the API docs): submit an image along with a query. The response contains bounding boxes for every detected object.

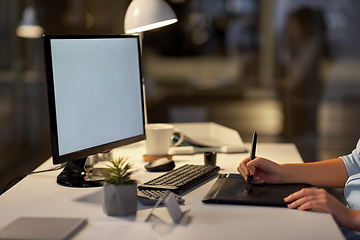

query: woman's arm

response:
[238,157,348,188]
[280,158,348,187]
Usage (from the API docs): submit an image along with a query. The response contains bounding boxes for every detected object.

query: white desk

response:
[0,141,345,240]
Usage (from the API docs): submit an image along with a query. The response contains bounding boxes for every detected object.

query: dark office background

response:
[0,0,360,193]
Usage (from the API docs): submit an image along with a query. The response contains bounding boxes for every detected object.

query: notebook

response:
[202,174,313,207]
[0,217,87,240]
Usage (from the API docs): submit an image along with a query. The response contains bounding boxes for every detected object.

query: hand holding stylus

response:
[237,133,283,184]
[237,156,282,184]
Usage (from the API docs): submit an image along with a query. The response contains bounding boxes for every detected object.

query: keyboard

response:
[138,164,220,195]
[138,189,185,205]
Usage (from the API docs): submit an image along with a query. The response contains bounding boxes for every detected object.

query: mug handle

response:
[172,128,184,147]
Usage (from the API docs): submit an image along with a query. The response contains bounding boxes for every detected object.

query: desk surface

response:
[0,141,345,240]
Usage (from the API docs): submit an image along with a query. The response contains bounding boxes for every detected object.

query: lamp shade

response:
[124,0,178,34]
[16,6,44,39]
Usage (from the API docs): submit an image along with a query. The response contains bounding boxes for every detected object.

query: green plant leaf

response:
[104,157,136,185]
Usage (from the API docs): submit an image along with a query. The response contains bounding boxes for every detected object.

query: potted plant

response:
[102,157,138,216]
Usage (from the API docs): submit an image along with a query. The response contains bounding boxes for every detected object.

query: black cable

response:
[1,164,65,195]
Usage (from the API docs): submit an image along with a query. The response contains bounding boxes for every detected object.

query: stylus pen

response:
[247,132,257,185]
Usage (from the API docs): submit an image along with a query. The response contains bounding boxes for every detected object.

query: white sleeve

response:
[341,139,360,177]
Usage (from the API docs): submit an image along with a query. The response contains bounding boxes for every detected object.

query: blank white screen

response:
[50,38,144,156]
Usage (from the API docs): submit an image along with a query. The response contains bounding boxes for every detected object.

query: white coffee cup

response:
[145,124,184,156]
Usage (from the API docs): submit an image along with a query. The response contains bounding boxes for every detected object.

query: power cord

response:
[1,164,65,195]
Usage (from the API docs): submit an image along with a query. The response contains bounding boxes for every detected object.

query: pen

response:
[247,132,257,185]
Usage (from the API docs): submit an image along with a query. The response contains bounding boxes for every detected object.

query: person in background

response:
[237,138,360,239]
[277,7,327,162]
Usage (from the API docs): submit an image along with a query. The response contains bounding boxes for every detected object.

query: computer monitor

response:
[43,35,146,187]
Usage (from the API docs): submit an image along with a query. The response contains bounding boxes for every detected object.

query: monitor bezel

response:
[43,34,146,165]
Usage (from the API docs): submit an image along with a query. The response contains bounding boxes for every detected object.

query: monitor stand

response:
[57,157,104,187]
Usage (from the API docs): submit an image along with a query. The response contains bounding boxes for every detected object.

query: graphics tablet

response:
[202,174,313,207]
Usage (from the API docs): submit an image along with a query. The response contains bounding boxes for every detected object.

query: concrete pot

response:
[103,183,138,216]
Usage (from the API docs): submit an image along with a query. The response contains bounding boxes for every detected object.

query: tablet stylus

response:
[247,132,257,185]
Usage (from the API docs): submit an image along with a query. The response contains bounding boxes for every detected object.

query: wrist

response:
[344,209,360,231]
[278,164,297,183]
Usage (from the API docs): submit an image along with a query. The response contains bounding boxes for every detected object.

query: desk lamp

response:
[16,6,44,39]
[124,0,178,125]
[124,0,178,34]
